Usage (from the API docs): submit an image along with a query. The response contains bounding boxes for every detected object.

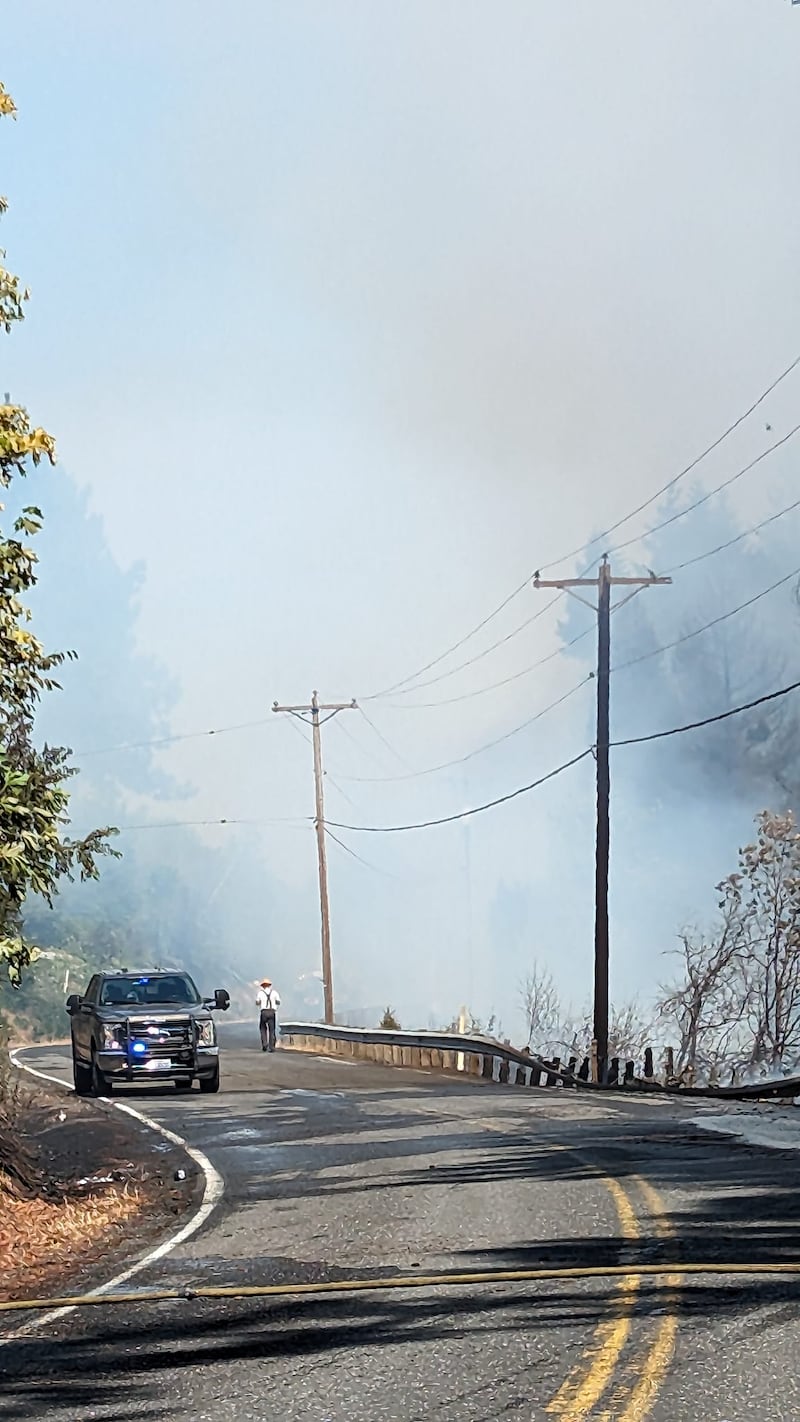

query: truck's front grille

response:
[125,1016,193,1058]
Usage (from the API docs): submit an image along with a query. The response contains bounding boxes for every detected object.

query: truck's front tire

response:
[199,1064,220,1094]
[73,1049,93,1097]
[91,1049,112,1098]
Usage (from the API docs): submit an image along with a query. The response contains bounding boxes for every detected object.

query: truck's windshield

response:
[99,975,202,1007]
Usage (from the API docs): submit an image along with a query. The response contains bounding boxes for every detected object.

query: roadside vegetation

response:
[0,1035,200,1304]
[0,80,127,1278]
[519,809,800,1086]
[0,1035,136,1299]
[0,80,117,998]
[519,961,652,1065]
[657,809,800,1083]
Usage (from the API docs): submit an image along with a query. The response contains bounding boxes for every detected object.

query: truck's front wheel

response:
[199,1064,220,1094]
[73,1049,93,1097]
[91,1049,112,1098]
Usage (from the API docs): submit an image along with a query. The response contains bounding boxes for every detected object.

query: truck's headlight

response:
[102,1023,124,1050]
[197,1019,216,1047]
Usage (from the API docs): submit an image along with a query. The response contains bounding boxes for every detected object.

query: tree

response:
[0,82,117,986]
[519,958,652,1063]
[379,1006,401,1030]
[657,811,800,1080]
[519,961,562,1048]
[656,920,743,1081]
[721,810,800,1067]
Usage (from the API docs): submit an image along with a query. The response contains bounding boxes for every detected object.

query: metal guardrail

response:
[279,1021,800,1100]
[280,1021,640,1091]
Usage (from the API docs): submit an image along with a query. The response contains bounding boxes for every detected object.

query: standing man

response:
[256,978,281,1053]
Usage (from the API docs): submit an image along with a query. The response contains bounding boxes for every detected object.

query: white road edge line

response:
[4,1048,224,1340]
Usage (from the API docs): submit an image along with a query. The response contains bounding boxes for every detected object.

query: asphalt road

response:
[3,1023,800,1421]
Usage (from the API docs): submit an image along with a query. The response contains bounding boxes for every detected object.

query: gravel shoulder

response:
[0,1071,200,1305]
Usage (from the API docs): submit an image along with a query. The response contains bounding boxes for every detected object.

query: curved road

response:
[3,1024,800,1421]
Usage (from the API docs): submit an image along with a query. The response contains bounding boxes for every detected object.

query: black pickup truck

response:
[67,970,230,1097]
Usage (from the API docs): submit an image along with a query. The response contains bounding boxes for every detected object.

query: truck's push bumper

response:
[96,1046,218,1081]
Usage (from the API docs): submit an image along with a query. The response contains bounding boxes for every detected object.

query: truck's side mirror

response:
[213,989,230,1012]
[66,994,82,1015]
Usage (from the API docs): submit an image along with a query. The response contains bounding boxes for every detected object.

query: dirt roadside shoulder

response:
[0,1070,202,1306]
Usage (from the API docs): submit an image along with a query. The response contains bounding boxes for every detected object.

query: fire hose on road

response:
[3,1259,800,1315]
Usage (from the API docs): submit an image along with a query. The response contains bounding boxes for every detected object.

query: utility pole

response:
[272,692,357,1026]
[533,558,671,1080]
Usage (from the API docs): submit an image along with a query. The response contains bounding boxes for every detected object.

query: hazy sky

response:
[3,1,800,1030]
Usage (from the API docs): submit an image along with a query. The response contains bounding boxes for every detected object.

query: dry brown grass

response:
[0,1172,143,1303]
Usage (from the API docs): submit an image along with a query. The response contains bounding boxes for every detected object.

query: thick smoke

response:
[17,466,310,1013]
[554,461,800,1007]
[561,486,800,811]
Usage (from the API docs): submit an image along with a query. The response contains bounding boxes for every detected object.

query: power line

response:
[324,771,359,810]
[324,826,399,878]
[612,677,800,748]
[114,678,800,837]
[79,695,352,762]
[78,482,800,770]
[366,572,542,699]
[76,380,800,760]
[363,594,564,702]
[115,816,311,832]
[325,675,800,836]
[365,352,800,697]
[78,716,281,758]
[380,422,800,710]
[332,711,382,762]
[382,581,638,712]
[358,706,418,772]
[536,354,800,575]
[605,420,800,562]
[337,674,593,783]
[371,425,800,714]
[614,564,800,673]
[665,492,800,574]
[324,825,457,887]
[381,623,596,710]
[285,714,312,745]
[80,498,799,799]
[326,749,594,833]
[360,490,800,727]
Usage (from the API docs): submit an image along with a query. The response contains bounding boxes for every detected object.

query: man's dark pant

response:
[260,1009,277,1052]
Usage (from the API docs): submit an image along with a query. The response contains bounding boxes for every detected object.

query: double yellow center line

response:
[544,1158,678,1421]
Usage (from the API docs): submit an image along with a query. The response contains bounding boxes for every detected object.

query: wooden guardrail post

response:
[608,1057,619,1086]
[624,1059,634,1084]
[644,1047,654,1080]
